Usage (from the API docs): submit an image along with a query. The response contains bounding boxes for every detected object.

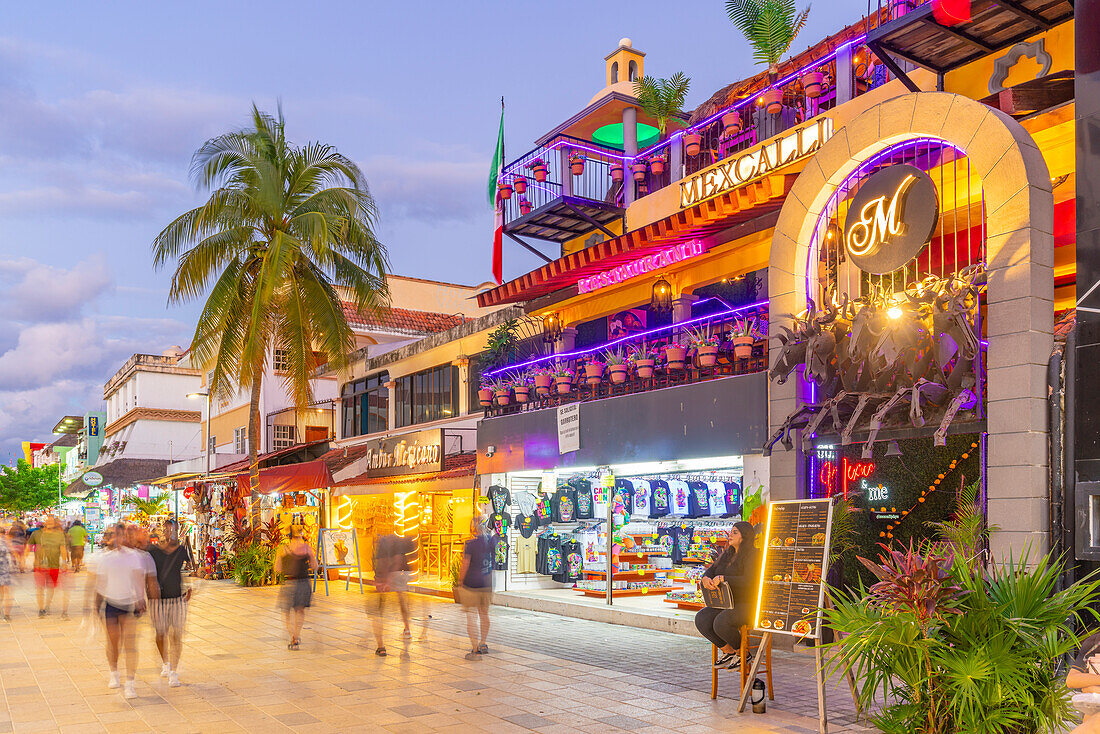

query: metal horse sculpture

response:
[764,265,986,456]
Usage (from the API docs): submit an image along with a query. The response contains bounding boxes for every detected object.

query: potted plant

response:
[802,69,825,99]
[631,162,648,181]
[511,375,531,403]
[519,199,533,215]
[629,344,657,378]
[721,110,743,135]
[552,363,574,394]
[492,378,511,406]
[604,348,629,384]
[582,358,605,386]
[648,153,668,176]
[731,316,757,359]
[610,162,624,182]
[688,325,720,367]
[477,377,495,407]
[569,153,586,176]
[683,132,703,157]
[497,181,513,200]
[664,341,688,371]
[513,174,527,195]
[728,0,810,115]
[528,157,550,182]
[633,72,691,139]
[532,366,554,397]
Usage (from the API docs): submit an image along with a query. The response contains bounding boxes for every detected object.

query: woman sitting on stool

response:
[694,521,760,670]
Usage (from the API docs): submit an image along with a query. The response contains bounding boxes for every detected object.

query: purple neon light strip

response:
[484,298,769,378]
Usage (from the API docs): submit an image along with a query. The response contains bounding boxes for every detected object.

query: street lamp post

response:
[187,390,212,555]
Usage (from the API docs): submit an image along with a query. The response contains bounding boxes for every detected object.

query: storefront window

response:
[394,364,458,428]
[341,372,389,438]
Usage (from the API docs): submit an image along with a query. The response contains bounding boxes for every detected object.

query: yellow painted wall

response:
[945,22,1073,101]
[562,218,625,257]
[205,403,250,449]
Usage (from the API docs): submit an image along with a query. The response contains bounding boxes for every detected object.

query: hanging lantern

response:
[933,0,971,25]
[650,277,673,313]
[542,313,563,344]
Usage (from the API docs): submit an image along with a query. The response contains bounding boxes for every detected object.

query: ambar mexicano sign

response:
[679,117,833,209]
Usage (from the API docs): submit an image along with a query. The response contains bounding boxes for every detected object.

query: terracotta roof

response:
[318,442,375,475]
[214,440,330,474]
[333,452,476,487]
[342,303,467,336]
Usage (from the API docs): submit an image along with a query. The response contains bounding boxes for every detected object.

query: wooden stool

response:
[711,625,773,700]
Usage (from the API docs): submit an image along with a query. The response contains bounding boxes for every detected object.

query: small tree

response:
[633,73,691,137]
[727,0,811,80]
[0,460,62,513]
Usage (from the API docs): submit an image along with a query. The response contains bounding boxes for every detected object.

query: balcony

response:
[866,0,1072,74]
[479,300,768,420]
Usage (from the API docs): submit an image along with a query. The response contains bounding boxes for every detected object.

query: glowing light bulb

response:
[887,307,902,320]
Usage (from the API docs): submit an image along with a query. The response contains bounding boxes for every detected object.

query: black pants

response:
[695,607,748,649]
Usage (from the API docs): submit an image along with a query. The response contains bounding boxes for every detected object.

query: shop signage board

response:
[557,403,580,454]
[358,428,443,478]
[82,471,103,487]
[312,528,364,596]
[843,163,939,274]
[679,117,832,209]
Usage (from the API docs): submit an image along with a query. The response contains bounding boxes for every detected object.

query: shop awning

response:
[233,460,334,496]
[332,453,477,497]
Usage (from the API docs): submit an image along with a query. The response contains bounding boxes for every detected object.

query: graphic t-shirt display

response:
[615,479,634,515]
[656,526,676,560]
[515,534,538,573]
[552,488,577,523]
[514,491,537,517]
[668,480,691,516]
[491,534,508,570]
[724,482,743,517]
[574,481,594,519]
[631,480,651,518]
[650,481,671,517]
[488,485,511,515]
[706,481,729,516]
[555,541,583,583]
[534,494,553,526]
[488,513,509,537]
[673,525,693,564]
[687,482,711,518]
[516,514,538,539]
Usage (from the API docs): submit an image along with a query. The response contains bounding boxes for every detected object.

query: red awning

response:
[234,460,333,496]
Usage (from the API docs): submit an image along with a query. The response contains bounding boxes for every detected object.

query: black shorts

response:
[104,602,132,620]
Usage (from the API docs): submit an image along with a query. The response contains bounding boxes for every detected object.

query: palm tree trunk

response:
[247,376,263,542]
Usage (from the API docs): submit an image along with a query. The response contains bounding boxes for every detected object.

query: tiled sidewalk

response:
[0,569,873,733]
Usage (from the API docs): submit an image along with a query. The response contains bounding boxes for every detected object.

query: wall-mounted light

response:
[542,313,563,344]
[650,277,673,313]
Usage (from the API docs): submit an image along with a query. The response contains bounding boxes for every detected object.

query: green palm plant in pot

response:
[633,73,691,138]
[727,0,811,113]
[604,347,630,384]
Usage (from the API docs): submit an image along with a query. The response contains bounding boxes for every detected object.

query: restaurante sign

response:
[577,240,706,293]
[679,117,832,209]
[361,428,443,477]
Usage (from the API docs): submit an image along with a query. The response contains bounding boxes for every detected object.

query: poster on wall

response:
[557,403,580,454]
[608,309,647,341]
[754,499,833,639]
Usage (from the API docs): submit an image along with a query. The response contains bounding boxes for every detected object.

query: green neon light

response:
[592,122,660,150]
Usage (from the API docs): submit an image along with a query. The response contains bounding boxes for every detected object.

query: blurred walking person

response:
[92,524,150,699]
[27,516,69,618]
[67,520,88,572]
[0,525,15,621]
[457,518,493,661]
[149,519,192,687]
[371,532,414,656]
[276,526,315,650]
[8,520,27,572]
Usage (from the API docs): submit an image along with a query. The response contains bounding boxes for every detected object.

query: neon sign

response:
[577,240,706,294]
[819,457,875,498]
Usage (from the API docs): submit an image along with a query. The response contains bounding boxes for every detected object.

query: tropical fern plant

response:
[633,73,691,137]
[926,478,994,564]
[152,106,389,516]
[727,0,811,78]
[127,494,170,525]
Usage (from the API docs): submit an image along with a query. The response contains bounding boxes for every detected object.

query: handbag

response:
[701,579,734,609]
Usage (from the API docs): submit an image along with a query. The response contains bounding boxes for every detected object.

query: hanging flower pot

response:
[531,162,549,182]
[633,359,655,379]
[498,182,513,200]
[802,71,824,99]
[696,345,719,367]
[533,373,553,397]
[684,133,703,157]
[610,163,624,182]
[554,374,573,394]
[933,0,971,25]
[494,389,511,406]
[583,362,605,386]
[519,199,533,215]
[665,345,687,370]
[632,163,648,181]
[514,385,530,403]
[722,112,742,136]
[733,335,754,359]
[513,175,527,195]
[478,387,494,407]
[569,154,586,176]
[763,88,783,115]
[608,364,628,384]
[649,158,666,176]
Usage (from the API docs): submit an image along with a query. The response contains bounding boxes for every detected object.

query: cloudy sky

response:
[0,0,867,461]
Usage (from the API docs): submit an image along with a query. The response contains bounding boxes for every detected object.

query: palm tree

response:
[152,105,389,518]
[727,0,811,80]
[633,73,691,137]
[127,494,170,526]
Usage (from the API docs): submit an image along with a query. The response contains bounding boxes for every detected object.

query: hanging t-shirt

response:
[650,481,671,517]
[704,482,727,516]
[656,526,676,559]
[687,481,711,518]
[534,494,553,526]
[545,537,563,577]
[578,528,602,570]
[674,525,693,564]
[554,540,581,583]
[631,480,651,518]
[491,534,508,570]
[515,534,538,573]
[552,488,577,523]
[488,513,509,537]
[725,482,743,517]
[615,479,634,515]
[592,483,610,520]
[574,483,594,519]
[514,491,537,517]
[487,485,510,515]
[516,514,538,539]
[668,480,691,516]
[536,534,550,575]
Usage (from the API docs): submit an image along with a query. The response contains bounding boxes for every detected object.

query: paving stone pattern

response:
[0,567,876,733]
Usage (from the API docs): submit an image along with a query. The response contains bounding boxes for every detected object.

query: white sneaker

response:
[107,672,120,689]
[160,663,170,678]
[168,672,180,688]
[123,681,137,699]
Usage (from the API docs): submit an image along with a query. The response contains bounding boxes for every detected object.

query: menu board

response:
[754,499,833,638]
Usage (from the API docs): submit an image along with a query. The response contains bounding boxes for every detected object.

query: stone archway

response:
[767,91,1054,557]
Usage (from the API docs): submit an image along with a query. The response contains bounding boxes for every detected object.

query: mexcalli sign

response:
[577,240,706,293]
[678,117,832,209]
[843,163,939,274]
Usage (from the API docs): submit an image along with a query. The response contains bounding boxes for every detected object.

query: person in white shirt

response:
[89,524,152,699]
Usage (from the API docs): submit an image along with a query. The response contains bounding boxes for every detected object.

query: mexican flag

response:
[488,106,504,285]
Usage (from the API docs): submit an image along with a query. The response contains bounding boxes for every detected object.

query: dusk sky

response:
[0,0,868,460]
